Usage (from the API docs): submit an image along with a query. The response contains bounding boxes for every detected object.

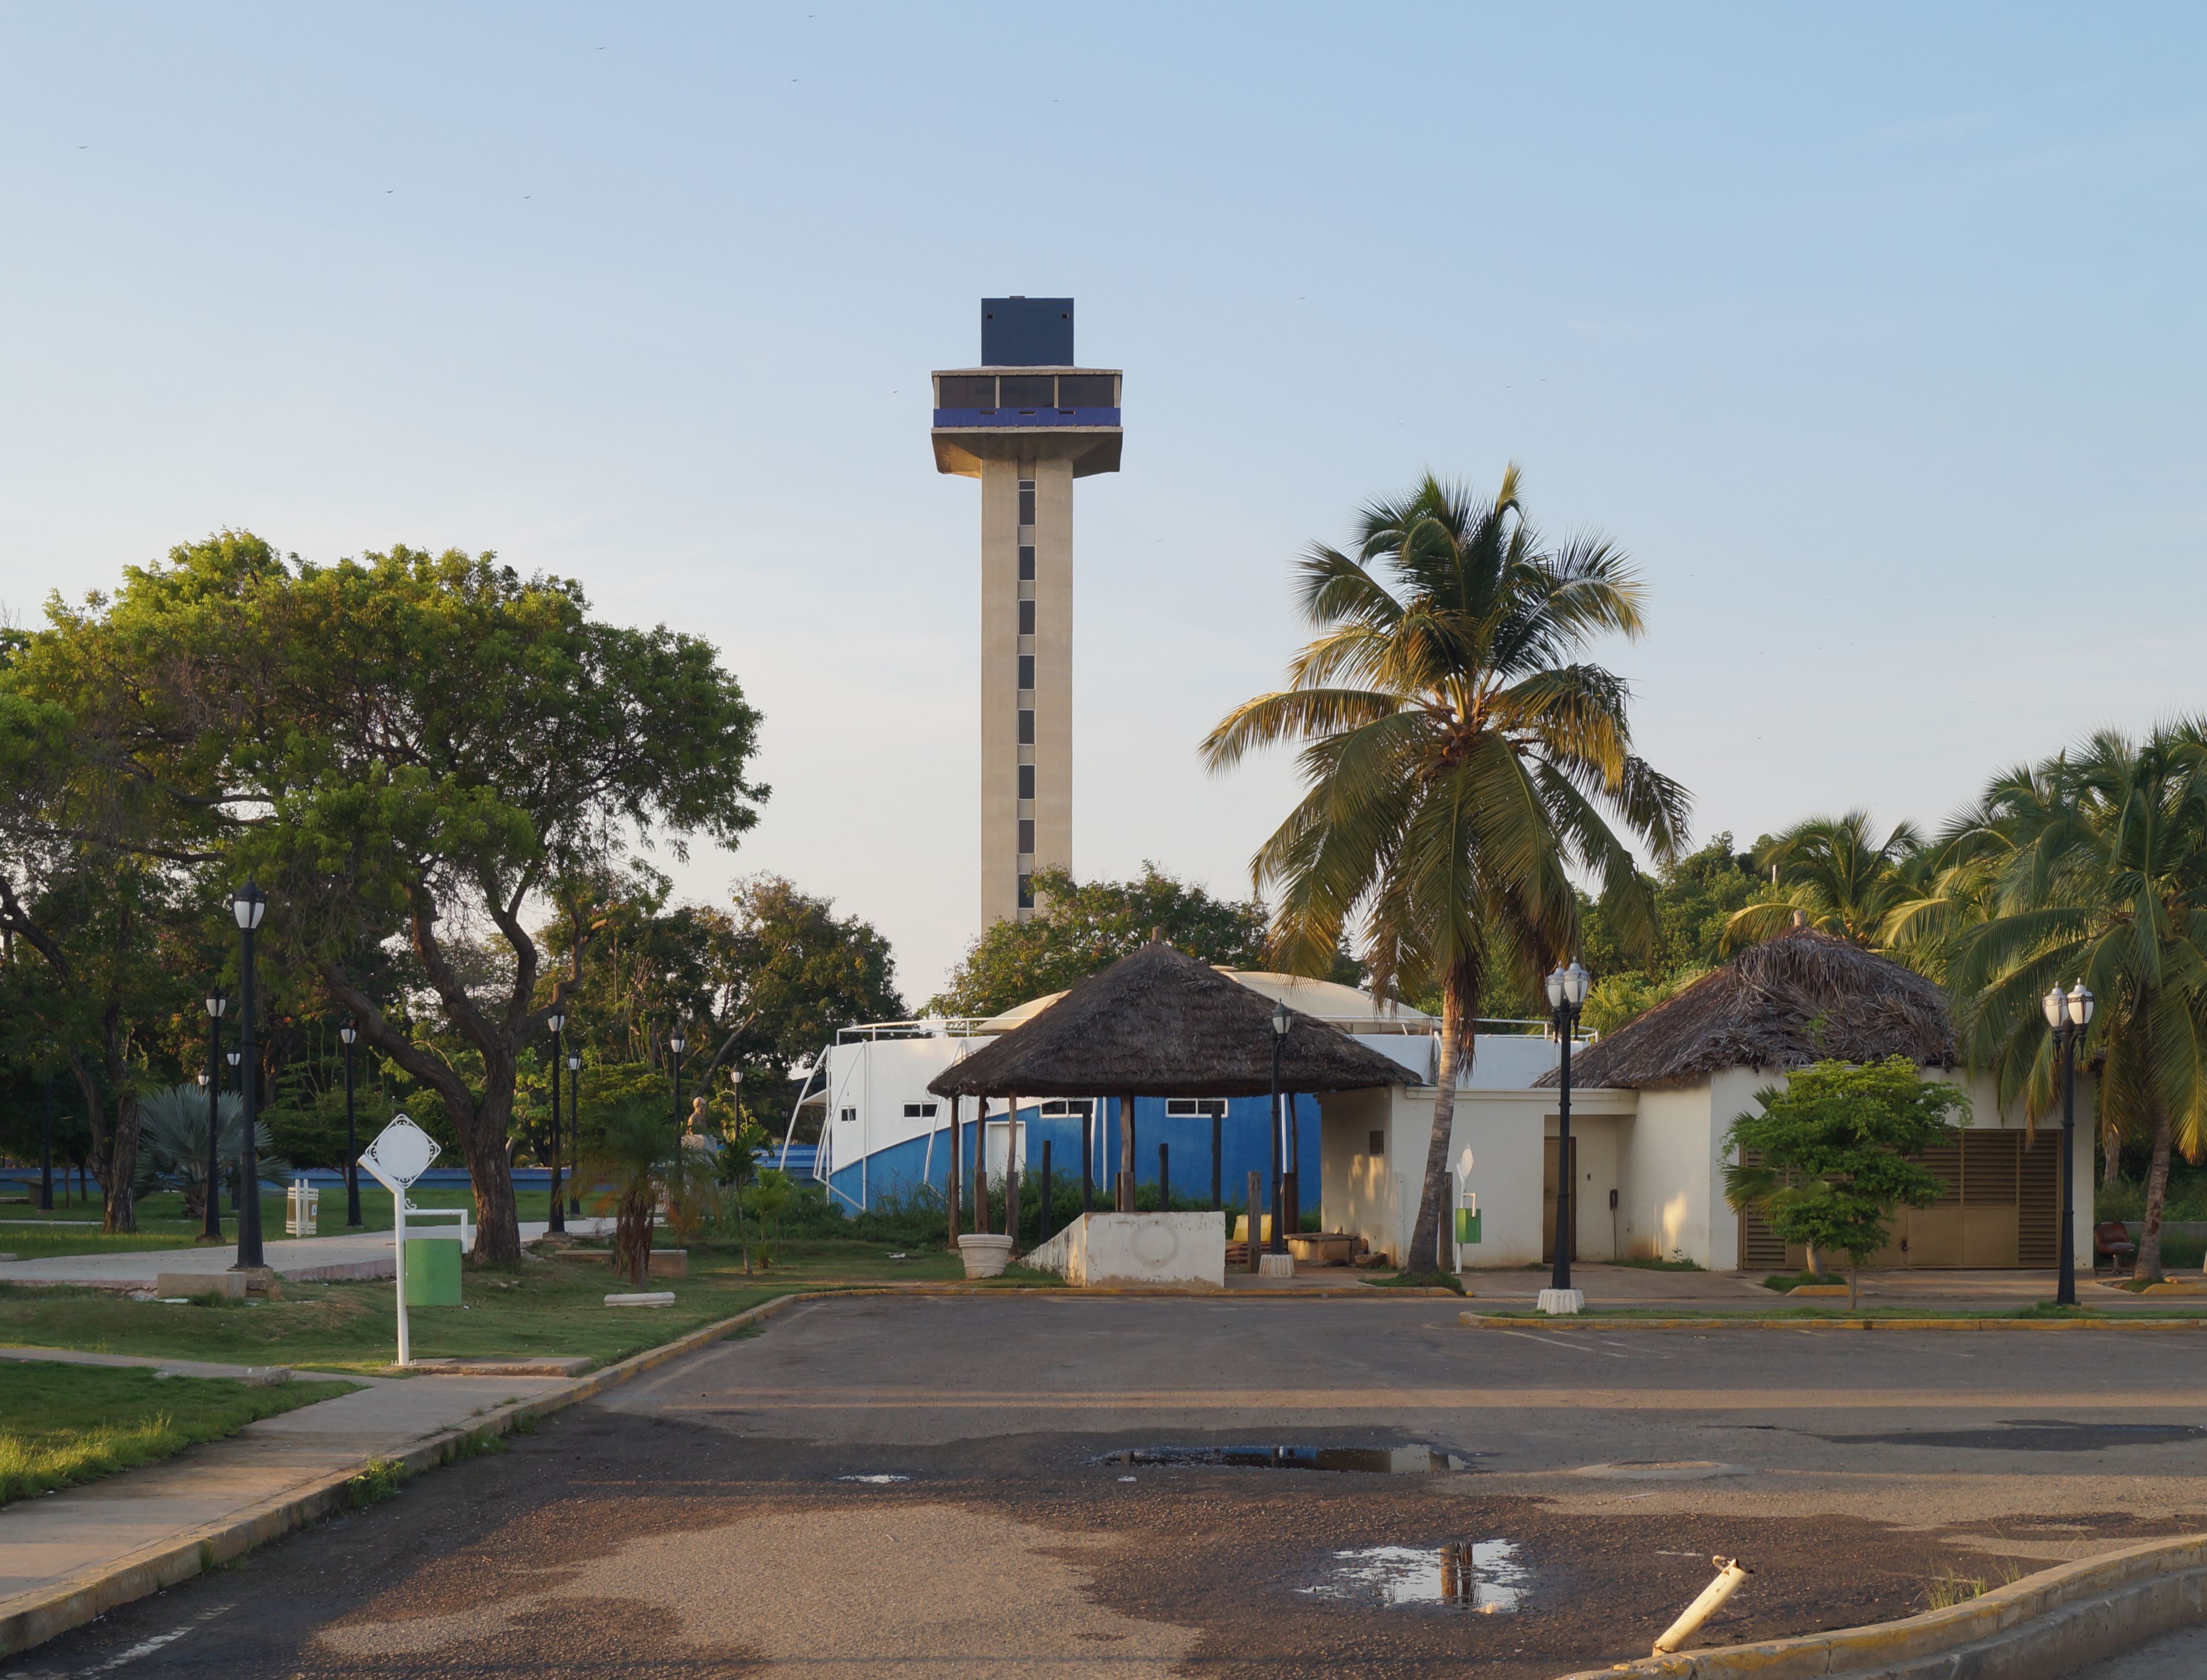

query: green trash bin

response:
[1456,1205,1482,1246]
[404,1236,462,1306]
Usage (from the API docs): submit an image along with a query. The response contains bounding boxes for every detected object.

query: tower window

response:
[1002,376,1054,408]
[1017,481,1036,524]
[937,375,997,408]
[1018,709,1034,745]
[1017,654,1034,690]
[1018,599,1035,635]
[1017,874,1033,908]
[1018,818,1034,853]
[1057,373,1115,407]
[1018,545,1035,581]
[1018,763,1034,799]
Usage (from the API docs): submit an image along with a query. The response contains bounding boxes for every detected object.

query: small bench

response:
[2094,1220,2139,1275]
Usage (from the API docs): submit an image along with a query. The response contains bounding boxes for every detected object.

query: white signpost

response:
[359,1115,440,1367]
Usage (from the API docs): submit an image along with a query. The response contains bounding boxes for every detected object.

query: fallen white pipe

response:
[1653,1556,1753,1655]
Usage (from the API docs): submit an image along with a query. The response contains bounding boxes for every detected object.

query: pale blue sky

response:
[3,4,2202,996]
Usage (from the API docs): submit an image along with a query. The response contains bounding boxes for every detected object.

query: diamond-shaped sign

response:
[359,1114,439,1192]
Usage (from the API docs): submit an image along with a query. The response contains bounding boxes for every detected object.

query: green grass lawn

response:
[0,1238,989,1373]
[0,1185,570,1259]
[0,1361,357,1506]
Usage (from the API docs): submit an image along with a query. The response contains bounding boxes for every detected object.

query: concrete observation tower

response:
[931,298,1122,927]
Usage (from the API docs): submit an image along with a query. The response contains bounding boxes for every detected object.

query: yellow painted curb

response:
[1461,1312,2207,1331]
[1555,1531,2207,1679]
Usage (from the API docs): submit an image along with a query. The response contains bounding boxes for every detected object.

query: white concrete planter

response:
[957,1234,1014,1278]
[1022,1213,1227,1289]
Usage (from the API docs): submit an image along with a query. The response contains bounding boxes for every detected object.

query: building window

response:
[1017,654,1034,690]
[1017,818,1034,854]
[1057,373,1115,407]
[1001,374,1054,408]
[1018,545,1035,581]
[937,375,997,408]
[902,1102,939,1120]
[1166,1098,1227,1118]
[840,1107,857,1125]
[1040,1099,1094,1117]
[1018,599,1035,635]
[1018,763,1035,800]
[1369,1130,1384,1156]
[1018,709,1034,745]
[1017,480,1035,524]
[1017,874,1033,908]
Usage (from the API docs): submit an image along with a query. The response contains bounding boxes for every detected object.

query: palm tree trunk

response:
[1405,965,1475,1273]
[2138,1099,2175,1283]
[2102,1127,2122,1190]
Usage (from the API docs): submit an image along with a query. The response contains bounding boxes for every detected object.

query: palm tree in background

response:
[1948,726,2207,1280]
[1201,467,1689,1272]
[1723,811,1929,952]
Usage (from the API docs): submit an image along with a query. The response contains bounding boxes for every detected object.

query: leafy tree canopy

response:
[927,863,1270,1019]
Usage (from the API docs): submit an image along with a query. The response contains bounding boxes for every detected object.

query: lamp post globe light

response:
[339,1016,362,1228]
[546,1009,566,1235]
[1544,960,1590,1310]
[668,1024,689,1133]
[202,986,227,1241]
[566,1048,582,1217]
[2042,980,2095,1307]
[1269,999,1291,1256]
[231,880,267,1271]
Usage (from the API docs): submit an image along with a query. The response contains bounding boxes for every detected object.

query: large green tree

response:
[7,534,768,1265]
[1201,467,1688,1272]
[1948,726,2207,1280]
[926,863,1270,1020]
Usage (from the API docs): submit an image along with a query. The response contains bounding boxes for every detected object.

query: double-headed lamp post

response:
[339,1016,362,1227]
[668,1025,689,1132]
[1546,960,1590,1296]
[546,1009,567,1235]
[2043,980,2095,1307]
[1269,999,1291,1255]
[231,881,268,1271]
[202,986,227,1241]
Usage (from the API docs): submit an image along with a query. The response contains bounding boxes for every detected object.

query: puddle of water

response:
[1088,1445,1461,1474]
[836,1474,910,1484]
[1816,1420,2205,1453]
[1301,1540,1529,1612]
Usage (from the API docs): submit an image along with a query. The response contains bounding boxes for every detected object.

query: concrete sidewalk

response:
[1456,1261,2207,1312]
[0,1346,572,1654]
[0,1217,615,1288]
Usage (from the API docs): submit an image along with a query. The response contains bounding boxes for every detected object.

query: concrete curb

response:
[1463,1313,2207,1331]
[1557,1532,2207,1679]
[0,1288,823,1659]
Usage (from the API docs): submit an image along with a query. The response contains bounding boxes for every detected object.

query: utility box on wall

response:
[404,1237,462,1306]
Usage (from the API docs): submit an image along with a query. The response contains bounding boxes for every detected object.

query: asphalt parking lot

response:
[11,1296,2205,1679]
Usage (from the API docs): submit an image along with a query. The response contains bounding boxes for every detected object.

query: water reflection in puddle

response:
[1302,1540,1529,1612]
[1087,1445,1462,1474]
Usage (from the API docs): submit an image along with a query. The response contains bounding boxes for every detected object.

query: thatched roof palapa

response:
[926,938,1422,1100]
[1536,923,1955,1090]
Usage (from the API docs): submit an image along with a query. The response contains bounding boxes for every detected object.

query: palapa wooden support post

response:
[973,1097,988,1233]
[1211,1109,1222,1210]
[1080,1110,1093,1215]
[1158,1141,1169,1210]
[1039,1139,1052,1243]
[1005,1093,1022,1255]
[946,1096,961,1248]
[1247,1170,1263,1272]
[1117,1093,1137,1212]
[1284,1090,1300,1240]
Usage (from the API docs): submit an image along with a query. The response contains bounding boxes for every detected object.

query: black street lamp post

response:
[231,881,267,1272]
[668,1025,689,1132]
[339,1016,362,1227]
[546,1010,567,1235]
[566,1048,582,1216]
[202,987,227,1241]
[1546,960,1590,1297]
[2043,981,2095,1307]
[1268,1000,1291,1256]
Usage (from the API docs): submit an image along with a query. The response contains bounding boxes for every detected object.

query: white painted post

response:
[394,1187,409,1365]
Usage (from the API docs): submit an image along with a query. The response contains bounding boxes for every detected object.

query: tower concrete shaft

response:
[932,298,1121,928]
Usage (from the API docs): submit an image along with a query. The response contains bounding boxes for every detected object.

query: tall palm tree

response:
[1949,726,2207,1280]
[1201,467,1689,1271]
[1723,811,1928,952]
